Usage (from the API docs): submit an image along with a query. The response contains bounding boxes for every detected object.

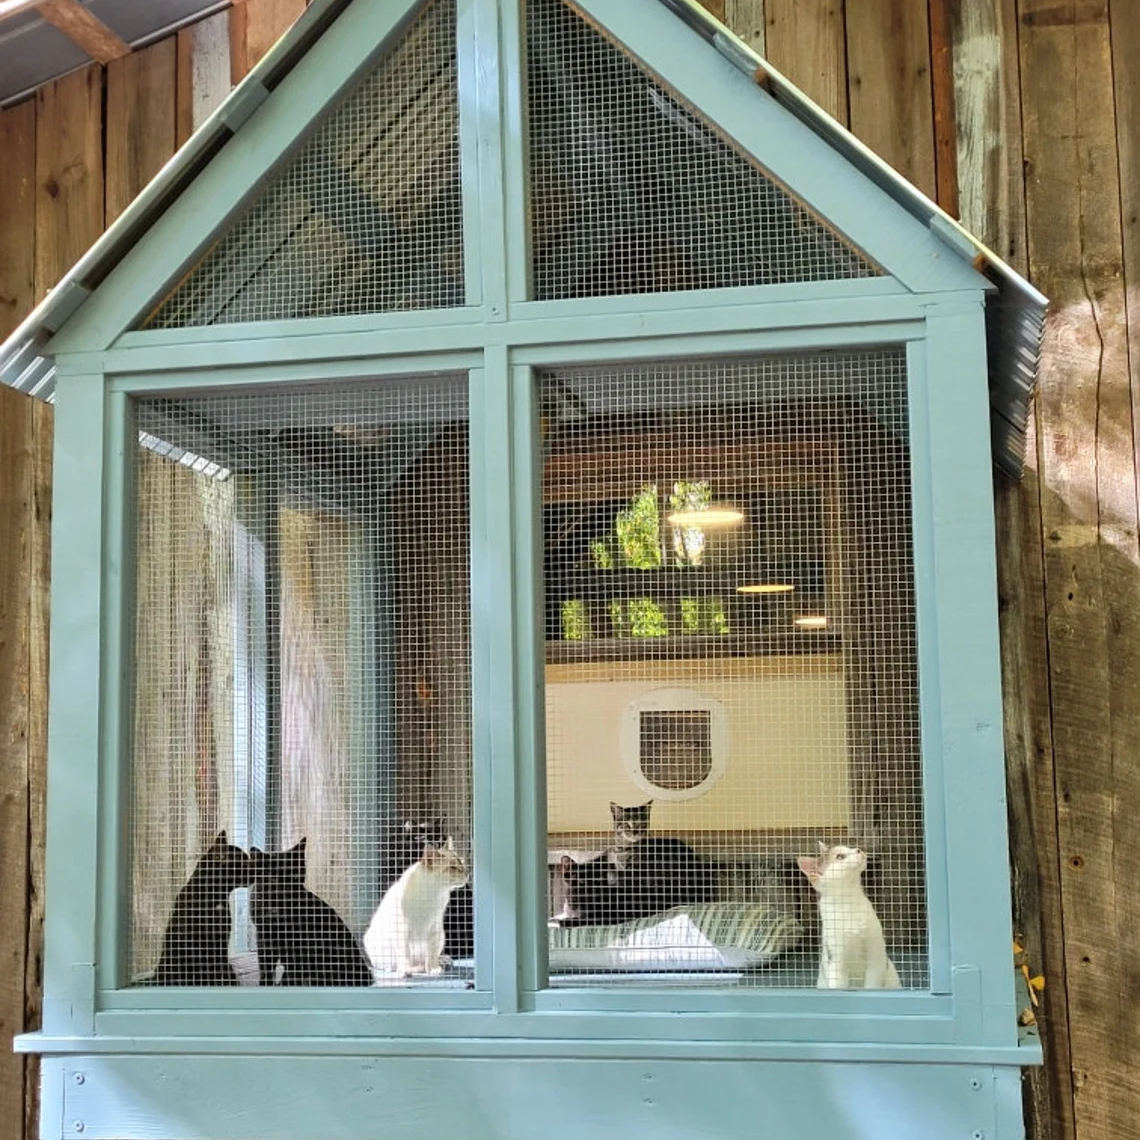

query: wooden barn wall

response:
[0,1,1136,1138]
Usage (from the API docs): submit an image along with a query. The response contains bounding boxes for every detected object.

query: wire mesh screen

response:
[146,0,463,329]
[541,349,925,988]
[129,377,474,987]
[525,0,880,301]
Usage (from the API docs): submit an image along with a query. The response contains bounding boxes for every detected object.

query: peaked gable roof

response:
[0,0,1045,476]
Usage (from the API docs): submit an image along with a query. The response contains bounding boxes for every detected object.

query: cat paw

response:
[427,966,443,976]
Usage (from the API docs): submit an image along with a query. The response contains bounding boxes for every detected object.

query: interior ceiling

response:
[0,0,228,107]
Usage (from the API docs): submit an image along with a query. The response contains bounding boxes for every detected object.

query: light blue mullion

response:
[455,0,484,306]
[510,362,546,994]
[467,364,495,994]
[470,0,511,322]
[474,345,524,1011]
[97,390,136,994]
[41,362,107,1035]
[498,0,530,303]
[921,301,1016,1040]
[905,341,951,997]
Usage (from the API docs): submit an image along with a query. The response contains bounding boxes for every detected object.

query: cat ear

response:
[444,836,456,852]
[560,855,573,867]
[797,855,821,888]
[816,840,829,856]
[610,802,622,821]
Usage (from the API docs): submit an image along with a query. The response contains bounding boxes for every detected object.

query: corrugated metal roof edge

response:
[0,0,1046,479]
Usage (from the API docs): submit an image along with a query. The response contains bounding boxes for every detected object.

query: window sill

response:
[16,1028,1042,1066]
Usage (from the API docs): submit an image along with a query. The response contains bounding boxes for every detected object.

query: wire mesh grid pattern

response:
[146,0,463,329]
[130,377,473,987]
[541,349,926,988]
[525,0,880,301]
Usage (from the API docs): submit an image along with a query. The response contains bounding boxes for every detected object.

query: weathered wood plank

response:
[1110,0,1140,550]
[176,25,194,149]
[33,65,103,301]
[1020,4,1140,1140]
[723,0,765,54]
[993,429,1074,1140]
[229,0,307,83]
[763,0,846,122]
[948,0,1028,266]
[845,0,937,196]
[0,389,32,1140]
[106,39,178,226]
[34,0,130,63]
[177,10,232,148]
[0,99,35,341]
[24,397,51,1140]
[948,2,1072,1135]
[929,0,960,214]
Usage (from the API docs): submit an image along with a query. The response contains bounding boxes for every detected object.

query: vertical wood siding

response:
[0,0,1135,1135]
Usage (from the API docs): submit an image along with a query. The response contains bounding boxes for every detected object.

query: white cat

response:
[363,837,469,979]
[796,842,901,990]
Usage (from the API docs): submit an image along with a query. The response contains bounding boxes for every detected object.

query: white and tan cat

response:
[363,837,469,979]
[797,842,901,990]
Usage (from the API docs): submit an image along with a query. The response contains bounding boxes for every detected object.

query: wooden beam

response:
[34,0,130,64]
[1020,4,1140,1140]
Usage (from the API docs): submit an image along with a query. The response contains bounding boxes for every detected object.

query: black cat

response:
[384,818,475,959]
[250,838,372,987]
[153,831,250,986]
[442,883,475,958]
[550,803,716,927]
[550,853,633,926]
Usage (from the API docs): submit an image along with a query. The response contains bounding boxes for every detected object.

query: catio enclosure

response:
[4,0,1045,1134]
[126,0,925,991]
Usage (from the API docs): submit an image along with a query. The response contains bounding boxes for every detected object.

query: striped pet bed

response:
[549,902,803,971]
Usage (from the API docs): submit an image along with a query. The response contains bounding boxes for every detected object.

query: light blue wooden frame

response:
[20,4,1039,1135]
